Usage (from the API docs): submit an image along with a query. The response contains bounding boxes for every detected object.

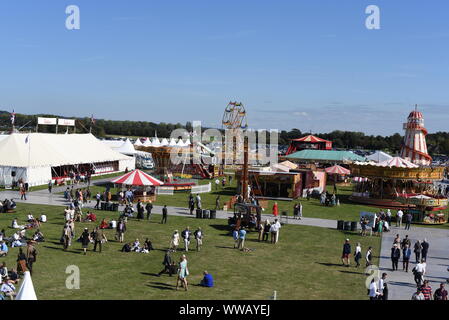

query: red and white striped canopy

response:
[325,165,351,175]
[291,135,330,143]
[111,169,164,186]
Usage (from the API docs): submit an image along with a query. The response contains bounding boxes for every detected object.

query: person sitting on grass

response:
[99,218,108,229]
[0,241,8,257]
[1,279,16,300]
[11,231,25,248]
[121,242,131,252]
[32,230,45,242]
[11,218,25,230]
[0,262,7,281]
[131,239,141,252]
[39,214,47,223]
[144,238,154,252]
[85,211,97,222]
[200,271,214,288]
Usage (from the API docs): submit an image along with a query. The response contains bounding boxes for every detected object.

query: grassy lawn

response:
[1,202,381,300]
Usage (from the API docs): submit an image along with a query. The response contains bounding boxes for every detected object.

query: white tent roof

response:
[16,271,37,300]
[366,150,393,163]
[176,139,185,147]
[168,138,178,146]
[115,139,136,155]
[133,138,143,146]
[0,133,132,168]
[160,138,169,146]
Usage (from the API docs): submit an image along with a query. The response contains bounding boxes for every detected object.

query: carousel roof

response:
[291,135,330,143]
[111,169,164,186]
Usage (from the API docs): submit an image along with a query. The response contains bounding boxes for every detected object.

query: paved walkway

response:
[378,225,449,300]
[2,184,449,300]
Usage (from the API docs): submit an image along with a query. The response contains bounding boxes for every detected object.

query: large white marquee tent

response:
[0,133,135,187]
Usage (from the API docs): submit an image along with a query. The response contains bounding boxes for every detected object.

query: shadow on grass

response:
[141,272,160,277]
[146,282,176,291]
[339,270,364,275]
[215,246,236,250]
[316,262,345,268]
[43,245,79,254]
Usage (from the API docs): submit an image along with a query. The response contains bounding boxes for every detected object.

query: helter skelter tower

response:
[400,105,432,166]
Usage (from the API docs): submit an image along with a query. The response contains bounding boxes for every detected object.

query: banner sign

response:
[58,119,75,126]
[37,117,57,125]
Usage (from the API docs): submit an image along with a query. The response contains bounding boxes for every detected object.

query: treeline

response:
[1,111,449,156]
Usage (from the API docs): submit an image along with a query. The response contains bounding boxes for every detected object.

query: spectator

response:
[421,239,429,261]
[402,244,411,272]
[341,239,351,267]
[396,209,403,227]
[161,205,168,224]
[158,250,174,277]
[391,244,400,271]
[181,227,191,252]
[1,280,16,300]
[411,287,425,300]
[421,280,433,300]
[404,212,412,230]
[170,230,180,252]
[414,240,422,263]
[238,228,247,250]
[0,241,8,257]
[145,201,153,220]
[354,243,362,268]
[434,283,448,300]
[413,260,426,287]
[194,227,203,252]
[200,271,214,287]
[368,278,379,300]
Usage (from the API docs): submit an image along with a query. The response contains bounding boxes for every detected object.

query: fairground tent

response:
[366,150,393,163]
[0,133,135,187]
[16,271,37,300]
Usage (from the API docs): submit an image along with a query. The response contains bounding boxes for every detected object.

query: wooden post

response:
[242,136,249,202]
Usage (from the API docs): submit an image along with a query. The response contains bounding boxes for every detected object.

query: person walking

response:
[368,278,380,300]
[366,246,373,267]
[378,273,388,300]
[161,205,168,224]
[404,211,412,230]
[62,224,72,251]
[401,235,411,250]
[93,227,105,253]
[116,219,126,243]
[396,209,403,228]
[421,239,429,261]
[354,242,362,268]
[194,227,203,252]
[188,195,195,215]
[25,241,37,275]
[341,239,351,267]
[413,259,426,287]
[136,200,144,220]
[272,202,278,217]
[181,227,191,252]
[170,230,180,252]
[48,180,53,193]
[94,192,101,209]
[293,204,299,220]
[80,228,90,255]
[238,228,247,250]
[421,280,433,300]
[176,255,189,291]
[414,240,422,263]
[403,244,412,272]
[434,283,448,300]
[146,201,153,220]
[391,244,401,271]
[158,250,174,277]
[215,196,220,210]
[412,287,425,300]
[232,228,239,249]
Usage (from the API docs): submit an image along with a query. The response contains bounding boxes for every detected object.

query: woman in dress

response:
[176,255,189,291]
[80,228,91,255]
[171,230,179,252]
[354,242,362,268]
[272,202,278,217]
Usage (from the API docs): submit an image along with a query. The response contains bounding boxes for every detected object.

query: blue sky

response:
[0,0,448,135]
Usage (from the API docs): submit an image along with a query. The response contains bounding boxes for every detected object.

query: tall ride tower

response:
[400,105,432,166]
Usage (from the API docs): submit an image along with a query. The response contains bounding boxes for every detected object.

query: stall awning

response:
[111,169,164,186]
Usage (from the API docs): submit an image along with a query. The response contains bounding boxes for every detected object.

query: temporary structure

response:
[111,169,163,186]
[115,139,136,155]
[133,138,143,146]
[16,271,37,300]
[378,157,419,168]
[366,151,393,163]
[325,165,351,175]
[168,138,178,146]
[159,138,169,146]
[0,133,135,187]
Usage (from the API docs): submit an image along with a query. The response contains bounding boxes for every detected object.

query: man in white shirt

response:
[369,279,379,300]
[414,260,426,286]
[274,219,281,243]
[396,210,403,228]
[110,219,117,229]
[39,214,47,223]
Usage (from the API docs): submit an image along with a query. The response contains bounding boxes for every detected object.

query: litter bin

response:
[203,210,210,219]
[350,221,358,232]
[337,220,344,230]
[196,209,203,219]
[343,221,351,231]
[209,210,216,219]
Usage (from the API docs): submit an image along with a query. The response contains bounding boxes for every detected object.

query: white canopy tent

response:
[15,271,37,300]
[366,150,393,163]
[114,139,137,155]
[0,133,135,187]
[133,138,143,146]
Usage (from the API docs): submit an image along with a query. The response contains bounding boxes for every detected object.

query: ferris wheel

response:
[222,101,248,130]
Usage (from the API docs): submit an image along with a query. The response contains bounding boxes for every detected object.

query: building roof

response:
[285,149,366,162]
[366,150,393,163]
[0,133,131,168]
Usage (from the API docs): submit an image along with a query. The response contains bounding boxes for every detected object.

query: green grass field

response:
[1,202,381,300]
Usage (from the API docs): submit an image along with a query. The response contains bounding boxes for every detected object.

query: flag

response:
[10,110,15,125]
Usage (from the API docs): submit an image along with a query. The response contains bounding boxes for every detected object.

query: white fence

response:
[156,187,175,195]
[191,183,211,194]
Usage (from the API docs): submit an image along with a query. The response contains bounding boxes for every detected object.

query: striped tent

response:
[111,169,164,186]
[325,165,350,175]
[378,157,419,168]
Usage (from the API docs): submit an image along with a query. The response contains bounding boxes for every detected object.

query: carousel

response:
[111,169,164,202]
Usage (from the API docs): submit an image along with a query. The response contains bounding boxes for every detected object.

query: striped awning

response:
[111,169,164,186]
[325,165,351,175]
